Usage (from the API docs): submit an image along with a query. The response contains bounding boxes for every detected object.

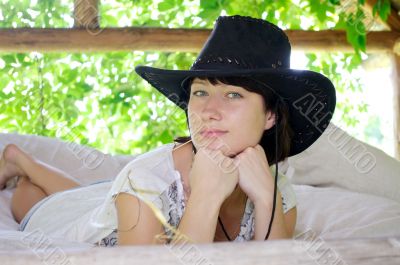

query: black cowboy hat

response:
[135,15,336,157]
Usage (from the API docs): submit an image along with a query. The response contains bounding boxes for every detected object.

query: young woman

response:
[0,15,336,246]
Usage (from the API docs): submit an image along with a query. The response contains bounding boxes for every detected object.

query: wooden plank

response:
[285,30,398,53]
[0,237,399,265]
[0,27,209,53]
[392,55,400,159]
[0,28,398,53]
[73,0,99,29]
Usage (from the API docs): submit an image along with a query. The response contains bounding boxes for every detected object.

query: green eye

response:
[227,92,242,99]
[192,90,208,97]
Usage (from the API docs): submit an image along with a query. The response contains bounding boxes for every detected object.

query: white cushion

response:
[294,185,400,239]
[287,123,400,203]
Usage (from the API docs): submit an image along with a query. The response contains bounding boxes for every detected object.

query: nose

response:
[201,95,223,121]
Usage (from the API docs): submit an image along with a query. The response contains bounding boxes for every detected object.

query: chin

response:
[193,137,252,157]
[205,142,243,157]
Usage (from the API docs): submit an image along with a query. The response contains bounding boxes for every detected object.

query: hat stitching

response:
[192,55,284,70]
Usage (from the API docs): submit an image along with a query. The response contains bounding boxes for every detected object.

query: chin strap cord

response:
[265,102,279,240]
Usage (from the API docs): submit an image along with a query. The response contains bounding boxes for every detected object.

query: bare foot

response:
[0,144,26,190]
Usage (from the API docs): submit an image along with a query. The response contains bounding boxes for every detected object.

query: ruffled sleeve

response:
[90,144,178,240]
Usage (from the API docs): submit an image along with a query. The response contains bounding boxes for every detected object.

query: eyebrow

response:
[191,80,207,85]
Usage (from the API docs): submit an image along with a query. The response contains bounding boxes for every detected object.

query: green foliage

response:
[305,52,368,128]
[373,0,391,21]
[0,0,73,27]
[0,52,189,154]
[0,0,393,154]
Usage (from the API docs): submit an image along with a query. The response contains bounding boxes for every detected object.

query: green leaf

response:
[160,130,172,143]
[373,0,391,21]
[158,0,176,12]
[200,0,220,9]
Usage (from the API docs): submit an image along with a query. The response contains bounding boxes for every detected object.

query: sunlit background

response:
[291,51,395,157]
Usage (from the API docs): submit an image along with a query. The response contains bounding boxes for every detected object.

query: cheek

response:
[187,107,204,138]
[233,109,266,139]
[187,103,197,125]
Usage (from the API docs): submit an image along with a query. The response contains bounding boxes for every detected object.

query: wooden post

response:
[73,0,99,29]
[392,54,400,159]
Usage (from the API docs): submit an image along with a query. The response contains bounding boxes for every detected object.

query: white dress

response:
[20,144,297,246]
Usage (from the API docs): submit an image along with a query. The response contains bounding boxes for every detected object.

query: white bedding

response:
[1,124,400,252]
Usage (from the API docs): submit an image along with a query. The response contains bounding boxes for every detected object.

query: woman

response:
[0,15,336,245]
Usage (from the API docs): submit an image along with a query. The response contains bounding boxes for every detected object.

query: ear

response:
[264,111,276,130]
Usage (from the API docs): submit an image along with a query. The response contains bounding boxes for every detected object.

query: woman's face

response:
[187,78,275,157]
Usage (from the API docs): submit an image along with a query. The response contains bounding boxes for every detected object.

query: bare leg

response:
[0,144,82,223]
[11,176,47,223]
[0,144,81,194]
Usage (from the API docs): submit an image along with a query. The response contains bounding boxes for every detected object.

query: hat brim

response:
[135,65,336,157]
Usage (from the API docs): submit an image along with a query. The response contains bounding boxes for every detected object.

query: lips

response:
[199,129,228,137]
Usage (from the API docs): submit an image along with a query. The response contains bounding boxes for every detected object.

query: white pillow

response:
[294,185,400,239]
[287,123,400,203]
[0,189,18,230]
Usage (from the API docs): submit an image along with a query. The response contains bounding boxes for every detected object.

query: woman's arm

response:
[115,192,164,245]
[173,190,223,243]
[253,190,297,240]
[170,148,239,244]
[234,145,297,240]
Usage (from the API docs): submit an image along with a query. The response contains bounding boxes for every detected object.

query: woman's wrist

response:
[252,192,273,209]
[253,191,288,240]
[188,188,225,209]
[177,189,222,243]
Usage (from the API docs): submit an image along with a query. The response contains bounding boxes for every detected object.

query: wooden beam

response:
[392,54,400,159]
[0,28,398,53]
[285,30,399,53]
[73,0,99,29]
[1,236,400,265]
[365,0,400,31]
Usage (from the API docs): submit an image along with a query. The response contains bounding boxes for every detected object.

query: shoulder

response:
[128,143,176,169]
[119,143,177,180]
[108,143,179,203]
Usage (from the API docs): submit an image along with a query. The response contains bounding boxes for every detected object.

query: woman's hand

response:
[189,147,239,204]
[234,145,275,206]
[234,145,295,240]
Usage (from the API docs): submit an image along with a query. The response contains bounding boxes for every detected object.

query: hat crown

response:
[191,15,291,71]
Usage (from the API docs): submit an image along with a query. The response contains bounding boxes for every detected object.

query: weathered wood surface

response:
[0,28,398,53]
[73,0,100,29]
[1,237,399,265]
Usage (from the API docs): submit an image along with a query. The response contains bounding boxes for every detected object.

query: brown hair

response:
[175,76,293,164]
